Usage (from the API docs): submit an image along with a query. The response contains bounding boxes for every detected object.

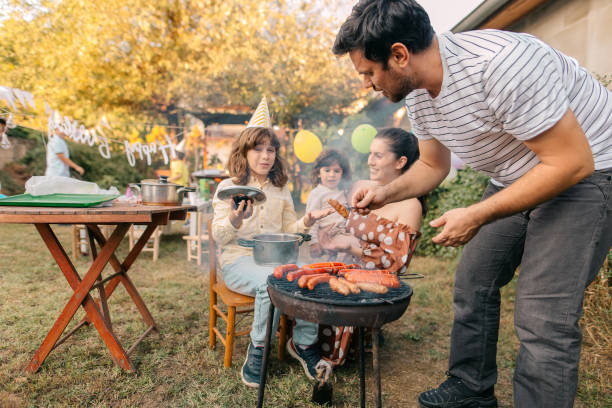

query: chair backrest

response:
[404,231,421,269]
[207,218,217,287]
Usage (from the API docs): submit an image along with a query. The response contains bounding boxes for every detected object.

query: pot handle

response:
[177,186,196,194]
[237,238,256,248]
[128,183,141,193]
[297,233,311,246]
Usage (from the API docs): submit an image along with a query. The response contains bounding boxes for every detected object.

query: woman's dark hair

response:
[310,149,352,188]
[332,0,434,67]
[228,127,288,188]
[0,118,6,125]
[375,127,427,215]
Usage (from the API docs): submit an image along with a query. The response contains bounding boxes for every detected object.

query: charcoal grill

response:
[257,275,413,408]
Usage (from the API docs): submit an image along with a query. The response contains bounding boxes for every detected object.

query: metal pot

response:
[129,176,195,206]
[238,233,311,266]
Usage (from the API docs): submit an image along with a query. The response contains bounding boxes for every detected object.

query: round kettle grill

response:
[257,275,414,408]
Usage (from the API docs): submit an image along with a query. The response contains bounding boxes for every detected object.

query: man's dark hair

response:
[0,118,6,125]
[333,0,434,66]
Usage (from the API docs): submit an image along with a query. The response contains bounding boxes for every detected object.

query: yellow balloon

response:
[294,130,322,163]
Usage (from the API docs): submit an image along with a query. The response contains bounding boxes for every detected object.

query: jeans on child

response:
[222,256,318,346]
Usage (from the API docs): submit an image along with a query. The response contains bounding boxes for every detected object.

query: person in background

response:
[333,1,612,407]
[169,151,189,186]
[0,119,5,197]
[45,130,84,177]
[211,96,333,388]
[306,149,352,261]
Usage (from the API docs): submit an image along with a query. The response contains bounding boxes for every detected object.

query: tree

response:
[0,0,361,131]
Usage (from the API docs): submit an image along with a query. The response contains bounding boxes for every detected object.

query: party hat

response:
[247,96,271,128]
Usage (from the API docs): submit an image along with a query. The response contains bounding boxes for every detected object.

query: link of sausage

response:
[304,262,345,269]
[273,264,299,279]
[338,268,393,275]
[344,274,400,288]
[286,268,331,282]
[307,274,333,290]
[298,273,330,289]
[338,277,360,294]
[329,277,350,295]
[355,282,388,294]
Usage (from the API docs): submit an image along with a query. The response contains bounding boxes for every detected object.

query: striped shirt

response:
[212,176,308,267]
[406,29,612,186]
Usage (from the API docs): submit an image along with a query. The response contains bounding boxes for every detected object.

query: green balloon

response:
[351,124,377,153]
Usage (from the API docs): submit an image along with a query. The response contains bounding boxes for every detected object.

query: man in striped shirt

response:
[333,1,612,408]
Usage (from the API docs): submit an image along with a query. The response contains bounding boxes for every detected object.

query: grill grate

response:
[267,275,412,307]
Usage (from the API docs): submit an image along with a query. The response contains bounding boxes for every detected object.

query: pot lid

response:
[139,177,181,187]
[216,185,266,205]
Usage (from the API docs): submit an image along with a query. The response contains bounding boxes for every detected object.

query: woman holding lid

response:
[212,97,333,388]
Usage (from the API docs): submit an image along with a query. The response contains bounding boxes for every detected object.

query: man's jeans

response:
[449,169,612,408]
[222,256,318,346]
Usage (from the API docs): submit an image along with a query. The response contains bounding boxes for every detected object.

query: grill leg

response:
[257,303,275,408]
[372,327,382,408]
[359,327,366,408]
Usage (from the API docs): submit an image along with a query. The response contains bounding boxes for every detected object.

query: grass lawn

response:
[0,223,609,407]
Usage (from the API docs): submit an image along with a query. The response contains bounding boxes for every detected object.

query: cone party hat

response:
[246,96,271,128]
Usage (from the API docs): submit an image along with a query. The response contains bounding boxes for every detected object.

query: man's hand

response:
[229,199,253,229]
[429,206,483,247]
[351,184,388,214]
[75,165,84,176]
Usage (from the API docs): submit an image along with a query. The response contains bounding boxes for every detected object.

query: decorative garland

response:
[1,85,179,166]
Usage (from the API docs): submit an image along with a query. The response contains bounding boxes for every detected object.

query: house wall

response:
[509,0,612,76]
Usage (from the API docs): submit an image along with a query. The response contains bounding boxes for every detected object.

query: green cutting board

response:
[0,193,119,207]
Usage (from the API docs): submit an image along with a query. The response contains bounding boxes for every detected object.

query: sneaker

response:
[241,342,263,388]
[418,374,498,408]
[286,337,322,380]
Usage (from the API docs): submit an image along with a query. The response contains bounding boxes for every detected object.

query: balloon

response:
[294,130,322,163]
[351,124,377,153]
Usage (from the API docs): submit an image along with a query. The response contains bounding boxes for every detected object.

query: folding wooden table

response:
[0,203,194,373]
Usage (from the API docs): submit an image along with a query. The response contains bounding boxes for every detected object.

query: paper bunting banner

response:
[1,84,179,166]
[0,86,17,110]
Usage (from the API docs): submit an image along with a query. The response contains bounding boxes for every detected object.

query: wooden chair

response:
[207,219,289,368]
[182,212,211,265]
[128,225,162,261]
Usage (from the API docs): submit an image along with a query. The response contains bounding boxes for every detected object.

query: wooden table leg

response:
[87,222,160,329]
[87,227,112,330]
[26,223,135,373]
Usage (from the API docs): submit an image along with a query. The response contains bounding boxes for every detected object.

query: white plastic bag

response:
[25,176,119,196]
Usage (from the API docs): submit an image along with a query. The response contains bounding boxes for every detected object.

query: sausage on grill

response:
[338,277,360,294]
[343,273,400,288]
[355,282,389,294]
[273,264,299,279]
[286,268,330,282]
[307,274,333,290]
[298,273,330,288]
[329,277,350,296]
